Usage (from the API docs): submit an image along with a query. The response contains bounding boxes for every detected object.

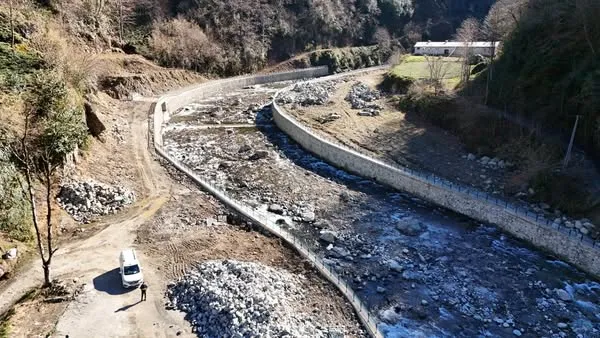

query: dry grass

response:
[28,22,103,92]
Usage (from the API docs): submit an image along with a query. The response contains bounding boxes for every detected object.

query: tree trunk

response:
[9,0,15,51]
[485,42,496,105]
[43,262,51,287]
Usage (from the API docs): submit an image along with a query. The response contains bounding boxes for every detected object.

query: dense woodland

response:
[37,0,494,74]
[485,0,600,160]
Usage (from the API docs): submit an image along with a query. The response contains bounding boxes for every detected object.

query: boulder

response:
[319,230,337,243]
[268,204,284,215]
[84,101,106,137]
[388,260,404,273]
[5,248,17,260]
[555,289,572,302]
[301,211,316,223]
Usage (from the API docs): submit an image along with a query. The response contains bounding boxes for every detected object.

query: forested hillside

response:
[48,0,496,75]
[486,0,600,159]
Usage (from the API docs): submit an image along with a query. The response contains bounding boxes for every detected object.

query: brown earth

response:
[0,82,364,337]
[286,70,507,192]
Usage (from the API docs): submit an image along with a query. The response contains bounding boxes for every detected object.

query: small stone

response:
[494,317,504,324]
[575,220,583,229]
[565,221,574,228]
[421,300,428,306]
[580,227,589,235]
[557,322,568,329]
[377,287,386,293]
[467,153,476,161]
[513,329,522,336]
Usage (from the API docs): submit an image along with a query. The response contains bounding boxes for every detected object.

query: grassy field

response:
[389,55,464,90]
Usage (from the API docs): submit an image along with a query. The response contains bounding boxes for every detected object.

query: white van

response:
[119,248,144,288]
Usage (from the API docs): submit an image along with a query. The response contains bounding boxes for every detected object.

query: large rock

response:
[388,260,404,273]
[395,217,426,236]
[301,211,316,223]
[268,204,284,215]
[319,230,337,243]
[555,289,572,302]
[84,101,106,137]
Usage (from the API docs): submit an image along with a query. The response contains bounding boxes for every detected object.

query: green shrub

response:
[380,73,415,93]
[397,84,455,125]
[0,42,43,91]
[308,46,391,74]
[0,149,32,242]
[38,107,88,164]
[25,71,68,118]
[531,170,596,214]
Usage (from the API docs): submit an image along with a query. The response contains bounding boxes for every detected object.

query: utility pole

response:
[563,115,581,169]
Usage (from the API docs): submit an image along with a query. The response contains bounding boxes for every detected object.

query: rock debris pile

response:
[277,81,338,106]
[167,260,341,338]
[57,180,135,223]
[345,82,382,116]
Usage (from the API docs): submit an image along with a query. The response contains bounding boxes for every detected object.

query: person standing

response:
[140,282,148,301]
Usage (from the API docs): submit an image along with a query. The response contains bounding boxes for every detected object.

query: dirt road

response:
[0,100,192,337]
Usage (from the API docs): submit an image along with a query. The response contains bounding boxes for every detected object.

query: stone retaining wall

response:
[271,77,600,279]
[152,66,383,338]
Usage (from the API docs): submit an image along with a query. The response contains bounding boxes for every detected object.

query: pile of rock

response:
[277,81,337,106]
[345,82,381,109]
[554,218,596,236]
[57,180,135,223]
[167,260,339,338]
[465,154,512,170]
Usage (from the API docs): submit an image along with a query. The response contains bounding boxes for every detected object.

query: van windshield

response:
[124,264,140,275]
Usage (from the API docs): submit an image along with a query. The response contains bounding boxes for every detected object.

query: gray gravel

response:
[167,260,346,338]
[277,81,339,106]
[57,179,135,223]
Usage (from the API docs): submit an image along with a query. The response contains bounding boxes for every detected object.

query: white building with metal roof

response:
[414,41,500,57]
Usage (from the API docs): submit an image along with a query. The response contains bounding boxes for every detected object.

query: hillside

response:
[485,0,600,161]
[44,0,497,76]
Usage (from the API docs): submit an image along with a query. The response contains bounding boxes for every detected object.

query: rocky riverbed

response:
[163,81,600,338]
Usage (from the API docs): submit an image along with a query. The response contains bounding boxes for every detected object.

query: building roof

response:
[414,41,500,48]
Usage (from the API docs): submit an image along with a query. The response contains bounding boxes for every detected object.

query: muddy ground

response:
[164,81,600,338]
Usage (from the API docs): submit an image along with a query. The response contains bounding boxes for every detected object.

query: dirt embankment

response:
[284,71,600,234]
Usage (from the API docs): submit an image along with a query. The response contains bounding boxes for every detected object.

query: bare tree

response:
[455,17,481,83]
[12,113,59,287]
[424,55,449,94]
[9,0,15,51]
[482,0,527,104]
[576,0,600,58]
[116,0,136,43]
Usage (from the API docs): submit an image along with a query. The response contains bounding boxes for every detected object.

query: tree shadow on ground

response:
[93,268,136,295]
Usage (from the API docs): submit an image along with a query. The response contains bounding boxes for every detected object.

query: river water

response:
[163,82,600,338]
